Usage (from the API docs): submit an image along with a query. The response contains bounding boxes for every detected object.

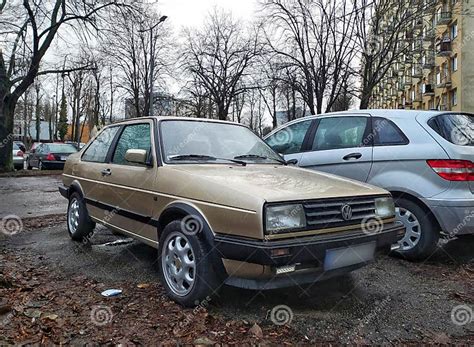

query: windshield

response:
[428,113,473,146]
[160,120,283,164]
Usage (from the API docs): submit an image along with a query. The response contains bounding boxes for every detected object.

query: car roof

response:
[111,116,243,127]
[313,109,465,119]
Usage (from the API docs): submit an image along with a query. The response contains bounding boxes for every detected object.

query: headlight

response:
[375,197,395,218]
[265,204,306,233]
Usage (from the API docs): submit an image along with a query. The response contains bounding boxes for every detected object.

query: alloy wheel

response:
[396,207,422,251]
[162,232,196,297]
[68,198,80,234]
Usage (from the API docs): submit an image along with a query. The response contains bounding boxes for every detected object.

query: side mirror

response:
[125,149,149,165]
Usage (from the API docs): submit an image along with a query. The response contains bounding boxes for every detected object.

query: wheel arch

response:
[390,190,442,232]
[156,202,227,279]
[67,180,86,200]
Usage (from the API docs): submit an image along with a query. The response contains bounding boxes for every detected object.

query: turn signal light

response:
[427,160,474,181]
[271,248,290,257]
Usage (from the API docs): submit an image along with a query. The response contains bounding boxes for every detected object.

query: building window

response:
[437,70,441,84]
[452,55,458,71]
[451,89,458,106]
[451,22,458,39]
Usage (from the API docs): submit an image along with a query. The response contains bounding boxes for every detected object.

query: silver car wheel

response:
[68,198,80,235]
[162,232,196,297]
[396,207,421,251]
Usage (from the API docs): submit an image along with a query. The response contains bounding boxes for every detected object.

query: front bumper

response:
[214,222,404,290]
[426,198,474,236]
[215,222,404,267]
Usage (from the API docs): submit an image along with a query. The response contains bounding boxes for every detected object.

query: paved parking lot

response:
[0,175,473,344]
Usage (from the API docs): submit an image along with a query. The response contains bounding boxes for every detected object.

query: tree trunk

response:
[0,99,15,172]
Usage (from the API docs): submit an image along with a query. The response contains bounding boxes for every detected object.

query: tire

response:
[158,220,219,307]
[456,234,474,240]
[27,160,32,170]
[394,198,439,261]
[67,192,96,242]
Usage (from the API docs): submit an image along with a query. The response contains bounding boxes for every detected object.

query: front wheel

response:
[67,192,96,242]
[394,198,439,261]
[158,220,219,307]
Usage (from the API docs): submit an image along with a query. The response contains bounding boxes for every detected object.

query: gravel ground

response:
[0,175,473,344]
[0,220,472,344]
[0,175,65,218]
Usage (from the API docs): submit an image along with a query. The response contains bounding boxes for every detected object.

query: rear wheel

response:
[67,192,96,242]
[394,198,439,261]
[158,220,219,307]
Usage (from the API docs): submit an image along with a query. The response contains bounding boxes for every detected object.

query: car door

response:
[298,115,374,182]
[74,125,121,221]
[99,120,158,244]
[265,119,314,163]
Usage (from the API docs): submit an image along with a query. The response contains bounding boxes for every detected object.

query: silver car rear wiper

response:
[168,154,247,166]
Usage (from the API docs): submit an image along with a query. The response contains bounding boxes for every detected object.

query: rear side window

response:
[373,117,409,146]
[112,123,152,165]
[266,120,312,155]
[428,114,474,146]
[82,126,119,163]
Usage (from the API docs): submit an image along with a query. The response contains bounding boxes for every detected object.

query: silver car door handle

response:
[101,168,112,176]
[343,153,362,161]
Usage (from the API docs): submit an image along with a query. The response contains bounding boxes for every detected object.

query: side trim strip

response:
[63,174,257,214]
[85,198,160,227]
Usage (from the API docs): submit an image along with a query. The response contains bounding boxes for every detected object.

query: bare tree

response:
[101,6,170,118]
[0,0,133,171]
[262,0,357,115]
[181,10,261,121]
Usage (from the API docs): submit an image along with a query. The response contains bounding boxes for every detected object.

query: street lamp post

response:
[140,15,168,117]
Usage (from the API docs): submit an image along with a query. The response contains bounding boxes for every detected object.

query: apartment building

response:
[369,0,474,112]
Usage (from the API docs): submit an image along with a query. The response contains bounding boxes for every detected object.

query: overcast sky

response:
[158,0,259,29]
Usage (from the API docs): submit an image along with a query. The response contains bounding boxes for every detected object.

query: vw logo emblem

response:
[341,204,353,221]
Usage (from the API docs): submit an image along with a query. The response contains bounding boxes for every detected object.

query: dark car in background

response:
[27,143,78,170]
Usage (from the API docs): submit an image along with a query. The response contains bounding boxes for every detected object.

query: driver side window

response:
[266,120,312,155]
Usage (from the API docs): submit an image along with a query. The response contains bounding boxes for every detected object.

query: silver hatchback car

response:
[264,110,473,260]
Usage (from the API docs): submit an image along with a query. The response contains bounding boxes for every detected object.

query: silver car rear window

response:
[428,113,473,146]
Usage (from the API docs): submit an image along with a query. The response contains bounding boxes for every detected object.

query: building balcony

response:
[412,64,424,78]
[423,84,435,96]
[422,53,435,69]
[436,39,452,56]
[403,76,413,87]
[439,104,449,111]
[423,28,436,41]
[413,93,423,102]
[436,76,452,89]
[437,12,452,26]
[412,39,423,52]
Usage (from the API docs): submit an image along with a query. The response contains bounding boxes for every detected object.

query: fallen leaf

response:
[137,283,150,289]
[248,323,263,338]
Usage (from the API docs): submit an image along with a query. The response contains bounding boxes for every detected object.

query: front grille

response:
[303,196,377,230]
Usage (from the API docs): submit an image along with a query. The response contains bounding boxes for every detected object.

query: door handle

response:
[101,168,112,176]
[343,153,362,161]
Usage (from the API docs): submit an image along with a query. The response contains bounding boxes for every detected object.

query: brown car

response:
[59,117,405,306]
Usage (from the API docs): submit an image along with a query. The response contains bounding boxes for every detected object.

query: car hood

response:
[157,164,388,211]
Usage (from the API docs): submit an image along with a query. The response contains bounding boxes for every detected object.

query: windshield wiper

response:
[234,154,288,165]
[168,154,246,166]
